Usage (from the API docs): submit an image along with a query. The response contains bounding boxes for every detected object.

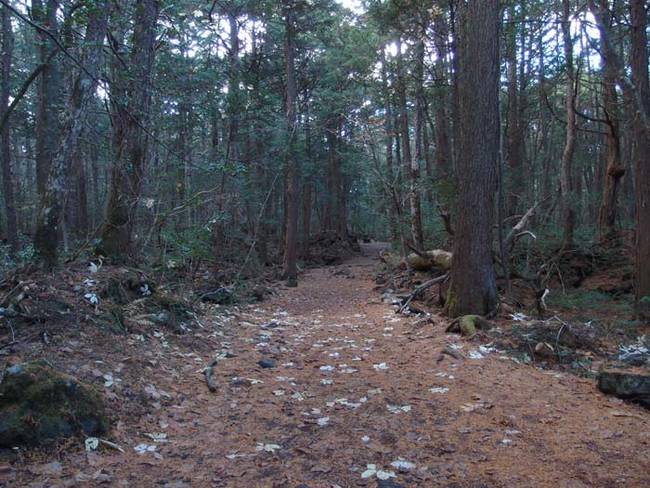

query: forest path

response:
[16,246,646,487]
[159,245,648,487]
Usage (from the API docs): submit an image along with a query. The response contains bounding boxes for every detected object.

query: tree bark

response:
[504,6,525,217]
[0,5,17,252]
[32,0,62,200]
[396,37,423,250]
[34,0,109,268]
[592,0,624,241]
[99,0,159,260]
[281,1,299,286]
[630,0,650,319]
[432,12,452,180]
[446,0,499,317]
[559,0,577,250]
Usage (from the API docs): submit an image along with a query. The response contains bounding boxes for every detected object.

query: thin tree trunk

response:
[302,108,312,258]
[432,12,452,179]
[504,6,525,216]
[413,35,427,232]
[282,1,299,286]
[396,37,423,250]
[559,0,577,249]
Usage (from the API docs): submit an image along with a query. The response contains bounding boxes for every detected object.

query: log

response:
[407,249,452,271]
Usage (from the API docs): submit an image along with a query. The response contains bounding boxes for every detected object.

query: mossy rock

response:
[598,369,650,408]
[0,361,109,447]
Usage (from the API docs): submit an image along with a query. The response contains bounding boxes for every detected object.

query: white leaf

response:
[255,443,281,453]
[429,387,449,394]
[361,464,377,478]
[391,459,416,471]
[134,443,157,454]
[377,470,396,480]
[85,437,99,451]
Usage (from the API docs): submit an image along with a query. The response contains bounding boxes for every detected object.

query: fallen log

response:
[406,249,452,271]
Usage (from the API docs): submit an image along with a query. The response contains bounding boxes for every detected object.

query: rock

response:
[0,361,108,447]
[598,368,650,408]
[534,342,555,359]
[257,359,276,369]
[407,249,452,271]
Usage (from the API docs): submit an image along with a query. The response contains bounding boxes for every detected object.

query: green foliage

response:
[160,225,214,265]
[546,289,632,315]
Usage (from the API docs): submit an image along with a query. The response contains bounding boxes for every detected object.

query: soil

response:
[1,243,649,487]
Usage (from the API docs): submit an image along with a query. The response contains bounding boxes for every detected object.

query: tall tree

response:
[32,0,62,200]
[446,0,499,317]
[0,4,17,252]
[395,37,424,250]
[559,0,577,249]
[282,0,299,286]
[504,4,525,217]
[34,0,109,268]
[592,0,624,241]
[99,0,159,259]
[630,0,650,318]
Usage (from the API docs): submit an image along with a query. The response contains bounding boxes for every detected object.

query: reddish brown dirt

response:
[2,245,649,487]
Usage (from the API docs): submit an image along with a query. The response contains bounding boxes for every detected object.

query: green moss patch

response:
[0,361,109,447]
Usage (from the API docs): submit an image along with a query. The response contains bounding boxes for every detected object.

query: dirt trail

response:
[8,246,650,487]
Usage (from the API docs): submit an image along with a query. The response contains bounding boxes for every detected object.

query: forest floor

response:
[2,243,650,487]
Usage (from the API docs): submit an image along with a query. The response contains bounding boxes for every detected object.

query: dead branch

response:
[399,273,449,313]
[406,242,428,259]
[504,201,544,250]
[204,353,227,392]
[437,205,455,236]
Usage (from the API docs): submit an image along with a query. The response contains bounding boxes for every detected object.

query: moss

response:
[0,361,108,447]
[446,314,492,336]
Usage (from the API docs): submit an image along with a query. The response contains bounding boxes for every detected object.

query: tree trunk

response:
[559,0,577,249]
[396,37,423,250]
[302,108,312,258]
[99,0,159,260]
[34,0,109,268]
[630,0,650,319]
[0,6,17,252]
[432,12,452,179]
[281,2,299,286]
[32,0,62,201]
[413,35,428,219]
[593,0,624,241]
[504,6,525,217]
[446,0,499,317]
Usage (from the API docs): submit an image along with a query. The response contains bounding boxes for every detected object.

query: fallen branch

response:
[399,273,449,313]
[204,352,228,392]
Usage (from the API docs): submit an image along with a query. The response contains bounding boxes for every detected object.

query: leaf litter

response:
[5,252,650,487]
